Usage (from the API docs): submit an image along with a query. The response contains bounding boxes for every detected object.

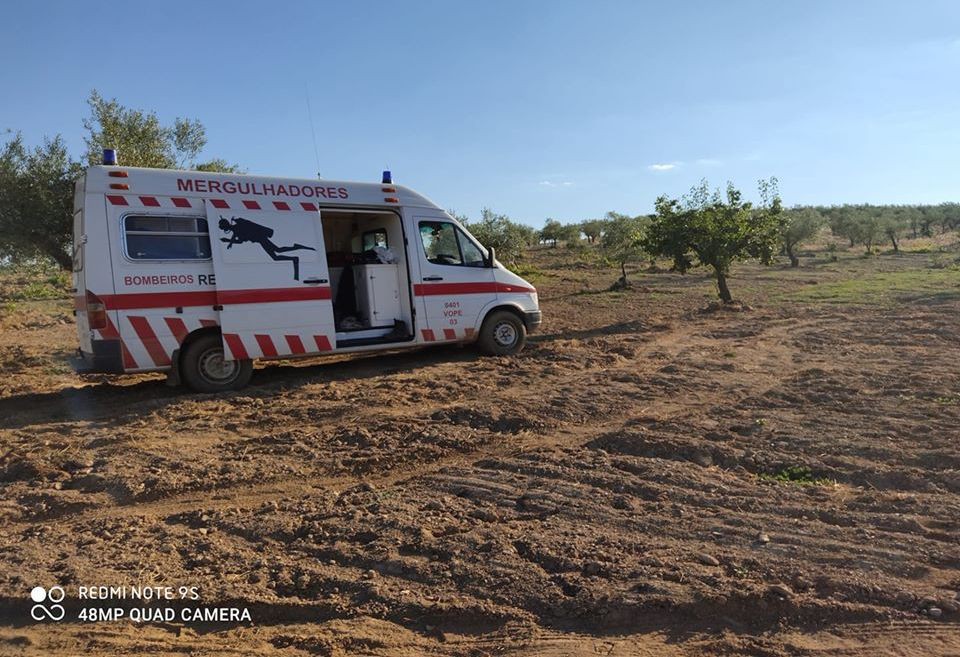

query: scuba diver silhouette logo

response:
[218,216,316,280]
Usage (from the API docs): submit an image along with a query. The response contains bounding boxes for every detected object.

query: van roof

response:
[83,165,442,210]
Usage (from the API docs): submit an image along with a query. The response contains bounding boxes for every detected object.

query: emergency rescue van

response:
[72,151,541,392]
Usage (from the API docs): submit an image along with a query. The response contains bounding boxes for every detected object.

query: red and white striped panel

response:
[116,314,220,370]
[106,195,319,212]
[420,327,476,343]
[221,331,333,360]
[107,195,196,209]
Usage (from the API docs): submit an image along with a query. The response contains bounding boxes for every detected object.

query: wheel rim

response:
[492,321,518,348]
[197,346,239,384]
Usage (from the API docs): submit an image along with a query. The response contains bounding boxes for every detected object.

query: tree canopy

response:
[644,179,784,303]
[0,133,82,269]
[0,91,241,269]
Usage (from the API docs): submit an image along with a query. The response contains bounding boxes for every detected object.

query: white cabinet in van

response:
[354,264,402,326]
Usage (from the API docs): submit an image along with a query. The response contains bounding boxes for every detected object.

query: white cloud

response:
[539,180,574,187]
[648,163,679,171]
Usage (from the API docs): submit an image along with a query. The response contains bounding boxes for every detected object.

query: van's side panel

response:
[411,210,497,344]
[104,194,217,372]
[205,201,336,362]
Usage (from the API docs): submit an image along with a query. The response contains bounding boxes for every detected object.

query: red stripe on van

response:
[217,287,332,305]
[223,334,249,360]
[300,202,318,211]
[128,316,171,367]
[99,313,137,369]
[255,334,278,358]
[164,317,188,343]
[99,287,331,310]
[107,195,128,206]
[413,282,536,296]
[313,335,332,351]
[273,201,291,211]
[139,196,160,207]
[211,199,229,209]
[285,335,306,354]
[199,319,218,327]
[421,328,435,342]
[443,328,457,340]
[243,200,261,210]
[171,197,192,208]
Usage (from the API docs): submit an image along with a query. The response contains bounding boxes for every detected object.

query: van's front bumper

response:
[524,310,542,334]
[70,340,125,374]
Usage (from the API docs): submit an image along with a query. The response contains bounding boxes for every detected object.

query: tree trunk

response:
[46,246,73,271]
[621,261,627,283]
[889,232,899,253]
[786,245,799,267]
[715,268,733,304]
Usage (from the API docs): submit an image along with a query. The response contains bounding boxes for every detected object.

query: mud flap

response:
[165,348,181,387]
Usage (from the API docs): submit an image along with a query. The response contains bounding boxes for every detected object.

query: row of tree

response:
[0,91,238,268]
[458,184,960,304]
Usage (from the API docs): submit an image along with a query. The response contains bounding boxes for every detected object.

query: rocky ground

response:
[0,245,959,655]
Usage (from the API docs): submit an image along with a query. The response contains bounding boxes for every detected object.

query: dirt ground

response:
[1,243,959,656]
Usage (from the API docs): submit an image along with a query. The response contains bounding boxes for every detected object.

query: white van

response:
[71,154,541,392]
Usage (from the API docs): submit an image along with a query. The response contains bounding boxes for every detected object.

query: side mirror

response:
[486,247,496,268]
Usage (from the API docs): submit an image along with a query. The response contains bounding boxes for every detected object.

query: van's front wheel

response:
[181,334,252,393]
[477,310,526,356]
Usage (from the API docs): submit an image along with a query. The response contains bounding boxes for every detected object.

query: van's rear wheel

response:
[181,334,252,393]
[477,310,526,356]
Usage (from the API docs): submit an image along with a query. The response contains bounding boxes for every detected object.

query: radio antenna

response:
[305,87,322,179]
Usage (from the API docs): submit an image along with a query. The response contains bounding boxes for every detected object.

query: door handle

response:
[303,278,328,285]
[423,276,444,281]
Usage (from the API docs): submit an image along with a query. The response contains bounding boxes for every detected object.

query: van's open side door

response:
[206,201,335,360]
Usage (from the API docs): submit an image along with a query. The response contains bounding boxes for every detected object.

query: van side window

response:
[124,215,212,260]
[362,228,388,251]
[419,221,486,267]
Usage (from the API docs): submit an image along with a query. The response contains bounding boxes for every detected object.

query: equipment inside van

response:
[71,155,541,392]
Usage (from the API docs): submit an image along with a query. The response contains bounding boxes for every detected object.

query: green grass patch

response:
[784,268,960,305]
[759,465,833,486]
[509,263,548,282]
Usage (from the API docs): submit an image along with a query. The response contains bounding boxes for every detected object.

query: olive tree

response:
[644,178,784,304]
[600,212,647,287]
[84,90,240,171]
[0,133,82,269]
[580,219,605,244]
[457,207,535,265]
[781,207,823,267]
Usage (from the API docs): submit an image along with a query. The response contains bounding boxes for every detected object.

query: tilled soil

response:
[1,253,960,655]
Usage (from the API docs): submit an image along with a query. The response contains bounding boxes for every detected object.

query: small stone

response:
[611,495,632,510]
[696,553,720,567]
[940,600,959,613]
[768,584,793,599]
[363,569,377,580]
[920,595,938,609]
[896,590,915,605]
[690,452,713,467]
[928,607,943,618]
[757,532,770,544]
[583,561,603,576]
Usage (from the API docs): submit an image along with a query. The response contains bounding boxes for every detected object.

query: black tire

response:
[477,310,526,356]
[180,333,253,393]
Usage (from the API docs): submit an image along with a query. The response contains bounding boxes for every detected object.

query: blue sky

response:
[2,1,959,227]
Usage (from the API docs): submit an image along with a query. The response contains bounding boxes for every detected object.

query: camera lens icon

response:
[30,586,65,621]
